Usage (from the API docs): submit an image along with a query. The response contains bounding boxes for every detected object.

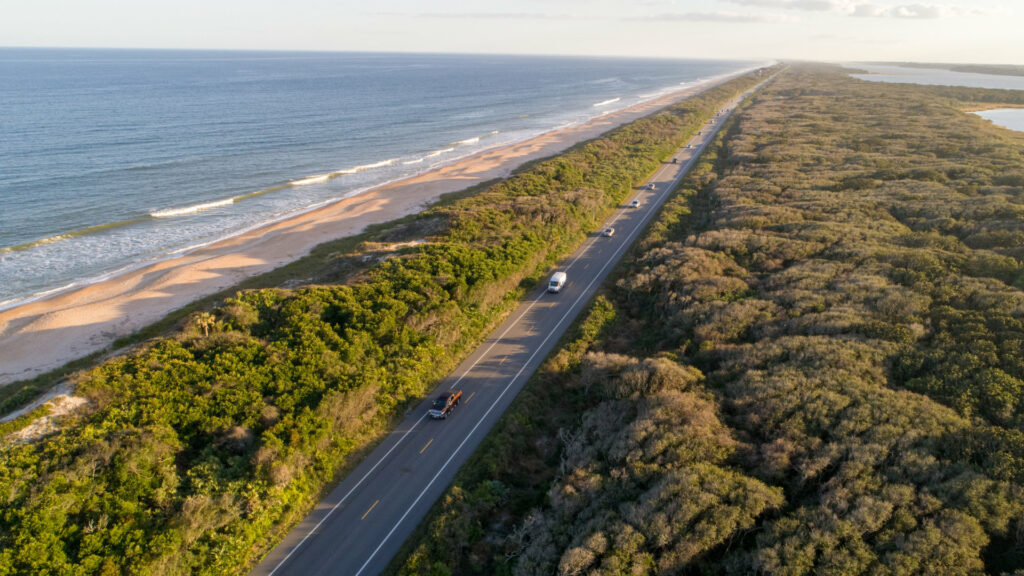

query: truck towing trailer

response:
[429,390,462,419]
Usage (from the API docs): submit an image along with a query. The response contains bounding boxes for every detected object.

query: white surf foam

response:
[150,197,235,218]
[290,158,399,183]
[427,147,455,158]
[290,173,332,186]
[593,97,621,107]
[148,155,408,220]
[451,130,499,147]
[337,158,398,174]
[0,281,81,311]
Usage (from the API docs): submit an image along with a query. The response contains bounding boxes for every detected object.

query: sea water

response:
[0,49,760,307]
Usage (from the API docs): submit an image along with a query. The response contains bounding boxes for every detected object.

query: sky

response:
[0,0,1018,64]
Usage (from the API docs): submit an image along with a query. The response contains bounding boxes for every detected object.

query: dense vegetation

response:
[0,73,767,575]
[393,64,1024,575]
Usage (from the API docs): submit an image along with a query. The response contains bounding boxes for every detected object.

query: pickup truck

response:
[429,390,463,419]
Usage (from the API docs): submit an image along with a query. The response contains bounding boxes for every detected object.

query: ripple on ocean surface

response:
[0,48,764,307]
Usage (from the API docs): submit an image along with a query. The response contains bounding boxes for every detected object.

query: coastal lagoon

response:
[975,108,1024,133]
[0,49,760,308]
[842,63,1024,135]
[847,63,1024,91]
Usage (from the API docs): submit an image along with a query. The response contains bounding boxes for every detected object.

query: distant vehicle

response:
[631,199,641,208]
[548,271,567,293]
[697,130,703,135]
[602,227,615,237]
[686,144,693,149]
[671,157,678,164]
[647,183,655,190]
[429,389,462,419]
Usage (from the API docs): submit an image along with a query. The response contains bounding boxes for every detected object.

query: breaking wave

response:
[290,173,332,186]
[150,198,235,218]
[427,147,455,157]
[593,97,621,107]
[337,158,398,173]
[288,158,399,186]
[0,219,148,253]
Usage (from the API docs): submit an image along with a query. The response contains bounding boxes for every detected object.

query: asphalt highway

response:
[250,87,758,576]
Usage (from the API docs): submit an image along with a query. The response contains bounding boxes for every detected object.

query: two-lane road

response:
[251,88,757,576]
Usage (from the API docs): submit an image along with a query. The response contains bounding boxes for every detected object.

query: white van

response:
[548,271,567,293]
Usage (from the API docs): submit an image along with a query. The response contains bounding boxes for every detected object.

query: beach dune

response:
[0,78,732,387]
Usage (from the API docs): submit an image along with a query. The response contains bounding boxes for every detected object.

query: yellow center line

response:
[361,499,379,520]
[419,438,433,454]
[465,391,476,404]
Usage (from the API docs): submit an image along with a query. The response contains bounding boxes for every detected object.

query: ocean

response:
[0,49,757,308]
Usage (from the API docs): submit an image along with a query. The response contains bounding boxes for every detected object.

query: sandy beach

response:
[0,77,731,387]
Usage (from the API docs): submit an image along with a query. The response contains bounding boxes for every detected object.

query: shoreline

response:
[0,72,742,387]
[0,71,746,315]
[960,103,1024,112]
[971,107,1024,134]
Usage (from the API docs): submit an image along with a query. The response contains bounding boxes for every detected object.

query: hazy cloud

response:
[725,0,844,11]
[724,0,982,18]
[850,3,982,18]
[636,11,797,22]
[411,12,590,21]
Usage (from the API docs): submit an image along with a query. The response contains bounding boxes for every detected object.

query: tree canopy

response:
[394,65,1024,576]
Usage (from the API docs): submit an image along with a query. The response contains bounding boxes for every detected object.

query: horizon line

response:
[2,47,1013,67]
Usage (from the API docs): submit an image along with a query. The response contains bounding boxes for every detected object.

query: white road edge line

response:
[352,99,738,576]
[266,411,428,576]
